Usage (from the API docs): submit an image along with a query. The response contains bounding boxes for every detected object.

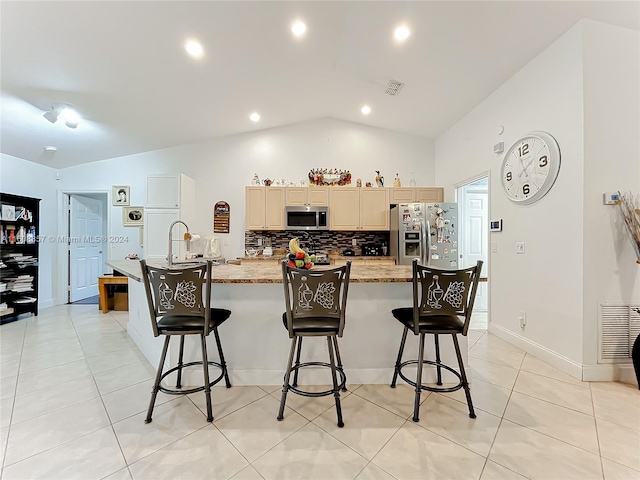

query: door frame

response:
[454,171,491,321]
[55,190,110,305]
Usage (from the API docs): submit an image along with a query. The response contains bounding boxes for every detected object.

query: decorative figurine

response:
[252,173,260,185]
[365,182,373,187]
[356,178,362,187]
[375,170,384,187]
[393,173,401,187]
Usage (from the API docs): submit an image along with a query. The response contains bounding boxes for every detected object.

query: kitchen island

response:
[108,260,468,386]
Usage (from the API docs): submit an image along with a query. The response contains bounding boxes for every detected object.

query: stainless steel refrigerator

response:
[390,203,459,268]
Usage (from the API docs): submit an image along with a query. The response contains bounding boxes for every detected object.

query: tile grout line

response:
[1,318,28,473]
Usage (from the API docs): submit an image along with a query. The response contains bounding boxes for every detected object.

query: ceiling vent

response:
[385,80,404,96]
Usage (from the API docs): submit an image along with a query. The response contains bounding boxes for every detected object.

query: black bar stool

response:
[140,260,231,423]
[277,261,351,427]
[390,259,482,422]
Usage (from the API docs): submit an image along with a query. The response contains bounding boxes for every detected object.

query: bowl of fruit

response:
[287,238,316,270]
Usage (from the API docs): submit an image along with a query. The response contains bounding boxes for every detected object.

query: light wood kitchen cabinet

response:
[245,186,285,230]
[389,187,444,204]
[415,187,444,203]
[360,188,389,230]
[285,187,329,206]
[329,187,389,231]
[331,258,365,266]
[329,188,360,230]
[390,187,416,203]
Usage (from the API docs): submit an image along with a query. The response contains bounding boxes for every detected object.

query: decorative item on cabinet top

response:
[309,168,351,186]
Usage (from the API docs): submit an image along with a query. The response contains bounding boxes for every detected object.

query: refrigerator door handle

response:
[423,218,430,265]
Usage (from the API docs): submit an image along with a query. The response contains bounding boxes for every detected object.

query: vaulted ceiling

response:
[1,1,638,168]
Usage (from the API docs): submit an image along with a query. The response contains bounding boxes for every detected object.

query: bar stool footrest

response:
[157,361,226,395]
[397,359,463,393]
[286,361,346,397]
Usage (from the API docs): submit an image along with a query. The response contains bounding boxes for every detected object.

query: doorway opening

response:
[66,193,108,304]
[456,175,489,330]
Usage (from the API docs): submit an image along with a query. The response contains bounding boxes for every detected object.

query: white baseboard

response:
[38,299,55,309]
[582,364,638,384]
[488,324,583,380]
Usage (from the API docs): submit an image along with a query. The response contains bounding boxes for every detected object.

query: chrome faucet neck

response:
[168,220,190,266]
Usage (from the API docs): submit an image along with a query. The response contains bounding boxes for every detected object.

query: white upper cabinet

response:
[146,174,195,208]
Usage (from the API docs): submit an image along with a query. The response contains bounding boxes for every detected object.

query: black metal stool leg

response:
[391,326,409,388]
[292,337,303,388]
[327,335,344,428]
[213,327,231,388]
[146,336,170,424]
[434,334,443,386]
[200,334,214,422]
[412,333,426,422]
[332,336,347,392]
[176,335,185,388]
[453,334,476,419]
[277,336,298,421]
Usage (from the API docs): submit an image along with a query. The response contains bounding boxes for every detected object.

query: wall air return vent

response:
[385,80,404,96]
[598,304,640,363]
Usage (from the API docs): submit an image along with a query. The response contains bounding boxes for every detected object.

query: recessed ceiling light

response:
[185,39,204,58]
[394,25,410,42]
[60,108,79,128]
[291,20,307,37]
[361,105,371,115]
[250,112,261,122]
[44,146,57,152]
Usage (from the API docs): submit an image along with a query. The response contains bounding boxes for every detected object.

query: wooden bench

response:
[98,275,129,314]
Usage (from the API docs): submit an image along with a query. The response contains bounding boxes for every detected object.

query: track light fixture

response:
[43,104,79,128]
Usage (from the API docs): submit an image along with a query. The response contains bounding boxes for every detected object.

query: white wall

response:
[581,21,640,379]
[435,24,586,371]
[0,153,58,308]
[435,20,640,381]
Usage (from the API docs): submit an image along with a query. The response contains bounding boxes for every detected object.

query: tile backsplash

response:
[245,230,389,252]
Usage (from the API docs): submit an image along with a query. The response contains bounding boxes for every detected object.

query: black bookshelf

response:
[1,193,40,323]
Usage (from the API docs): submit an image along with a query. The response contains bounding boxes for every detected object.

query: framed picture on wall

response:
[112,185,130,206]
[122,206,144,226]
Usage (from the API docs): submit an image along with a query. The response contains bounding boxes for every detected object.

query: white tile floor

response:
[1,305,639,480]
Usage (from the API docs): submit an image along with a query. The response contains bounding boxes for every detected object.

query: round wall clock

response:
[500,131,561,205]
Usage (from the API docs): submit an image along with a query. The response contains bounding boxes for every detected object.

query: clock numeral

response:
[506,171,512,182]
[539,155,548,167]
[523,184,530,195]
[518,143,530,157]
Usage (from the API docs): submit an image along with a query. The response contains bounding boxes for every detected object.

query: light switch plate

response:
[516,242,525,254]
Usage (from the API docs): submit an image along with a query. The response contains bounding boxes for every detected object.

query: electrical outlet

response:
[352,238,357,247]
[516,242,525,254]
[223,239,229,246]
[519,311,527,329]
[491,242,498,253]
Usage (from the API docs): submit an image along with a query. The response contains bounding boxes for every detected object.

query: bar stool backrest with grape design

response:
[140,260,233,424]
[278,261,352,428]
[390,259,482,423]
[412,261,480,336]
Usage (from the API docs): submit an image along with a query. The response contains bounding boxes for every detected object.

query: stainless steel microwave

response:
[285,206,329,230]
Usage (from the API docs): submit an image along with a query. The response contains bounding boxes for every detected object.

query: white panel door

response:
[460,188,488,311]
[69,195,103,302]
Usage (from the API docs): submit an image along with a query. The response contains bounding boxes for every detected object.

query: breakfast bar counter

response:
[108,260,467,386]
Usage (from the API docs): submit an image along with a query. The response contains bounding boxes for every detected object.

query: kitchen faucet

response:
[168,220,190,266]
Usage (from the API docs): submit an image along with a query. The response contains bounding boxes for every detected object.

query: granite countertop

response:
[240,255,395,261]
[107,260,412,284]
